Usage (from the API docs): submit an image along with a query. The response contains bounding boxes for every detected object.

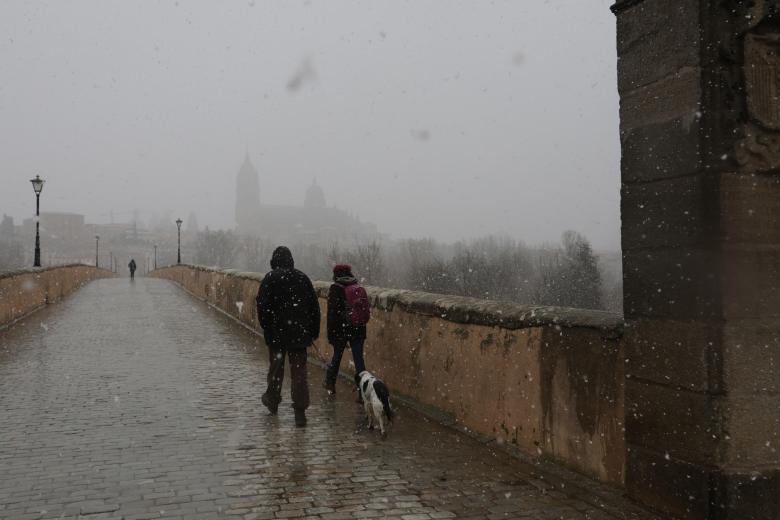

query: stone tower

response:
[235,153,260,231]
[613,2,780,518]
[304,178,326,209]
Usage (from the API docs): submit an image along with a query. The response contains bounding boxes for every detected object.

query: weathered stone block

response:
[619,66,701,132]
[722,245,780,319]
[723,394,780,469]
[538,329,625,484]
[624,318,720,392]
[616,0,700,93]
[716,469,780,520]
[628,435,779,519]
[622,248,722,320]
[625,379,721,465]
[620,116,701,184]
[723,318,780,396]
[720,173,780,245]
[621,174,718,250]
[625,444,713,520]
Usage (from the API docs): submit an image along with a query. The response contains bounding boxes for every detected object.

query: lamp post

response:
[154,245,158,270]
[30,175,44,267]
[95,235,100,268]
[175,218,183,264]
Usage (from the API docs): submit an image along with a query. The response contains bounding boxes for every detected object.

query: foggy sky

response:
[0,1,621,250]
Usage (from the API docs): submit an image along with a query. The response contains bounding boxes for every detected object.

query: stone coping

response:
[610,0,643,14]
[156,264,624,336]
[0,264,108,280]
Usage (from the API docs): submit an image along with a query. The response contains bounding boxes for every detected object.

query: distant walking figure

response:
[128,259,137,280]
[256,246,320,427]
[324,264,370,398]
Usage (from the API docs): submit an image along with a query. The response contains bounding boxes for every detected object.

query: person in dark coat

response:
[256,246,320,427]
[128,259,137,280]
[324,264,367,395]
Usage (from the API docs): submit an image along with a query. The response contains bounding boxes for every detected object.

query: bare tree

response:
[194,228,239,268]
[208,229,610,312]
[534,231,603,310]
[0,238,24,271]
[353,238,385,285]
[239,235,273,273]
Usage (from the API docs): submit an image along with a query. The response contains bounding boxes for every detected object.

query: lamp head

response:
[30,175,44,195]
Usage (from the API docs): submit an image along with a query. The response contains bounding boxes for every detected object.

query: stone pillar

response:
[613,1,779,518]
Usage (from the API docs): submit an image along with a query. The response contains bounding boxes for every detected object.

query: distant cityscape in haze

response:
[0,154,622,314]
[0,154,382,270]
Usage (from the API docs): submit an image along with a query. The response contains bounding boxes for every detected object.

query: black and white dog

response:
[355,370,394,436]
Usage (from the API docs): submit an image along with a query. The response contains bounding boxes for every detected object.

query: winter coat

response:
[128,260,136,272]
[256,247,321,350]
[327,275,367,345]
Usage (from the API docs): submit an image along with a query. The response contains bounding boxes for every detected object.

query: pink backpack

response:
[343,284,371,326]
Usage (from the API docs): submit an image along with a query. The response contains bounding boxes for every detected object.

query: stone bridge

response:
[1,2,779,519]
[1,271,653,520]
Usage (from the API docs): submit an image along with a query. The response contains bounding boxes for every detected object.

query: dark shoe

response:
[294,409,307,427]
[323,380,336,395]
[261,394,278,415]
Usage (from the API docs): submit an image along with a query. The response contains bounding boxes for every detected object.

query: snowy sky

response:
[0,0,620,249]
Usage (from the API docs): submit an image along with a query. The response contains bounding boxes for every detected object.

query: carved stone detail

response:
[745,33,780,130]
[736,122,780,171]
[738,29,780,173]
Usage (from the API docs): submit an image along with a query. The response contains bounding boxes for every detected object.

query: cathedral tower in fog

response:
[233,154,378,243]
[304,179,326,209]
[235,153,260,232]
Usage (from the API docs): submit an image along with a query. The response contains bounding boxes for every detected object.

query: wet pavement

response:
[0,278,658,520]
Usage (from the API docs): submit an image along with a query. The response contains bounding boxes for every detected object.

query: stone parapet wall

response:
[152,264,626,485]
[0,265,115,328]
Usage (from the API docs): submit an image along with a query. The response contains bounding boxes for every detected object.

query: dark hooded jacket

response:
[327,272,367,344]
[256,247,320,350]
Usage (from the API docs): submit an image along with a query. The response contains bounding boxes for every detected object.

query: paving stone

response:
[0,279,660,519]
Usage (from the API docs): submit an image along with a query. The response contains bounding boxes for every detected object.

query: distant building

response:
[235,153,261,232]
[186,212,199,233]
[18,212,89,265]
[0,215,14,240]
[235,154,377,244]
[22,212,86,240]
[304,179,326,209]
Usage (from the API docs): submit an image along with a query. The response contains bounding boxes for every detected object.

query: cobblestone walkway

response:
[0,279,658,520]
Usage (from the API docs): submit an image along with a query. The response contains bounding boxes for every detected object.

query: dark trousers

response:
[263,347,309,410]
[325,337,366,386]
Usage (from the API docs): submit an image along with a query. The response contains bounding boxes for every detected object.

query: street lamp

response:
[175,218,183,264]
[154,244,158,270]
[95,235,100,268]
[30,175,44,267]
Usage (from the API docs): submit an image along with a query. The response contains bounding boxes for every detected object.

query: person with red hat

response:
[324,263,370,396]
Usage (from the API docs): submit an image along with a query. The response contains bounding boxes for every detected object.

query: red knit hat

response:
[333,264,352,274]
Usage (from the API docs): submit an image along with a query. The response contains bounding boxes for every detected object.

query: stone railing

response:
[0,264,115,328]
[151,264,626,485]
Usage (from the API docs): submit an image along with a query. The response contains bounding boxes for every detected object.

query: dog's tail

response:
[373,380,394,421]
